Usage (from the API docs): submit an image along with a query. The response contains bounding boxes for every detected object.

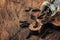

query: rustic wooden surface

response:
[0,0,60,40]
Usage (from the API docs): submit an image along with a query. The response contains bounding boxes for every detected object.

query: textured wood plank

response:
[0,0,60,40]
